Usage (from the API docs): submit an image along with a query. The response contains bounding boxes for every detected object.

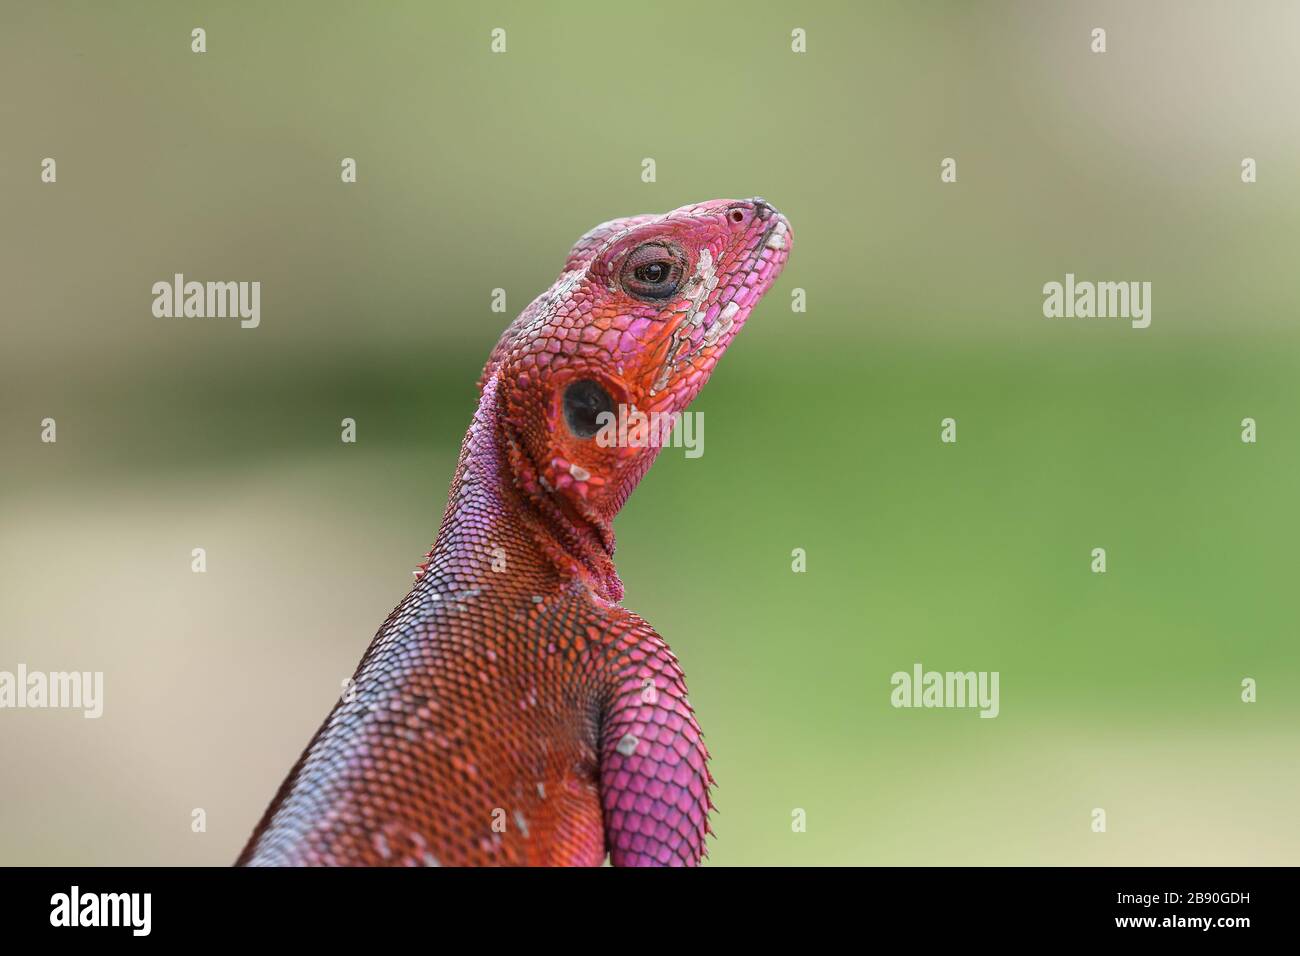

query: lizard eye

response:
[563,379,616,439]
[621,243,687,300]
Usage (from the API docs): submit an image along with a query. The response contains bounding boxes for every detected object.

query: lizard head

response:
[483,197,792,544]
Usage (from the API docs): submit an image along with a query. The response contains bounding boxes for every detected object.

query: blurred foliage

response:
[2,1,1297,864]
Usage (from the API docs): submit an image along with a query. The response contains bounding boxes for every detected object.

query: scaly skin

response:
[238,197,792,866]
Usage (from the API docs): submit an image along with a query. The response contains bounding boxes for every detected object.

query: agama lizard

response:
[238,198,792,866]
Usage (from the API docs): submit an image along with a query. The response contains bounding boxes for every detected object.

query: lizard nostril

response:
[728,209,745,224]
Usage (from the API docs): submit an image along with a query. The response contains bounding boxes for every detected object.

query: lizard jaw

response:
[643,199,792,413]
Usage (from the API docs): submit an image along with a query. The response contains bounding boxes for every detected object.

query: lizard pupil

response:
[620,242,686,300]
[563,380,615,439]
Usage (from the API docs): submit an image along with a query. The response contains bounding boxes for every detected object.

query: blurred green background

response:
[2,1,1298,865]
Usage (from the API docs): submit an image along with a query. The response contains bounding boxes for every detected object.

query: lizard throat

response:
[492,392,623,604]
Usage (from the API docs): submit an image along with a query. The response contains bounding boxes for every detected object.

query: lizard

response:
[237,197,792,866]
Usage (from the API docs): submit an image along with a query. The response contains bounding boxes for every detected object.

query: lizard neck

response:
[424,374,624,604]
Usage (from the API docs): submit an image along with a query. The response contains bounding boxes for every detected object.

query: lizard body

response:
[238,197,791,866]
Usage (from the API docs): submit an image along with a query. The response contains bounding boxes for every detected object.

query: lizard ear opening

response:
[562,380,616,439]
